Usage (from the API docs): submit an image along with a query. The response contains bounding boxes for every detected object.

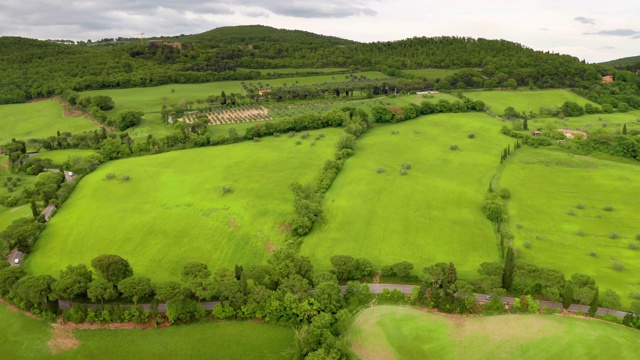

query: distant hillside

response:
[600,55,640,67]
[175,25,357,47]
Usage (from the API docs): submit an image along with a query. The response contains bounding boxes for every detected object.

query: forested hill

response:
[600,55,640,72]
[0,25,637,105]
[174,25,357,47]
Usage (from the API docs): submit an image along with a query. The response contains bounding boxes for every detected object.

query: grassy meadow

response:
[0,100,98,144]
[0,205,31,233]
[501,148,640,306]
[33,149,98,164]
[463,90,598,114]
[300,113,510,277]
[348,306,640,360]
[528,110,640,133]
[26,128,343,281]
[60,321,294,359]
[0,303,53,359]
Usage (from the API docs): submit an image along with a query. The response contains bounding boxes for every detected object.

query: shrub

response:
[315,135,322,140]
[377,168,385,174]
[603,205,614,212]
[310,141,315,146]
[295,140,302,145]
[450,144,459,150]
[120,175,130,182]
[300,132,310,139]
[589,251,598,257]
[6,186,13,193]
[610,231,619,239]
[390,130,399,135]
[629,243,639,250]
[576,203,585,209]
[253,137,261,142]
[273,132,281,138]
[630,292,640,300]
[287,131,296,138]
[577,229,585,236]
[613,260,624,271]
[401,163,412,170]
[637,232,640,240]
[523,241,532,249]
[399,169,408,176]
[568,209,575,216]
[499,188,511,199]
[516,223,523,229]
[468,133,475,139]
[105,173,116,180]
[222,186,233,194]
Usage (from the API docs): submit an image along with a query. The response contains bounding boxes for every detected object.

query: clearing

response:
[348,305,640,360]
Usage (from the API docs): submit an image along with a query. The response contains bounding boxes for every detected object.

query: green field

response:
[63,321,294,359]
[463,90,598,114]
[501,148,640,306]
[26,128,343,281]
[300,113,510,277]
[238,67,348,75]
[528,110,640,133]
[0,100,98,144]
[348,306,640,360]
[401,68,468,80]
[33,149,98,164]
[0,303,53,359]
[0,303,294,359]
[0,205,31,233]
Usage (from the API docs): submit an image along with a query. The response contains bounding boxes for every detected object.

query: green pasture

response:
[501,148,640,307]
[26,128,343,281]
[0,303,52,359]
[402,68,469,80]
[238,67,348,75]
[33,149,97,164]
[62,321,294,360]
[0,205,31,238]
[348,306,640,360]
[0,173,37,199]
[385,93,461,107]
[301,113,510,277]
[463,90,598,114]
[527,110,640,133]
[0,100,98,144]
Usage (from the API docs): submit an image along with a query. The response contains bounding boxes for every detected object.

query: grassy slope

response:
[0,100,98,144]
[60,322,294,360]
[528,110,640,133]
[301,113,509,277]
[0,205,31,233]
[501,148,640,306]
[0,303,52,359]
[32,149,98,164]
[26,129,342,281]
[349,306,640,360]
[463,90,598,114]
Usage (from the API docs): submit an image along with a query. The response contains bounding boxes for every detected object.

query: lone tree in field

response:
[91,254,133,284]
[562,282,573,309]
[502,247,515,290]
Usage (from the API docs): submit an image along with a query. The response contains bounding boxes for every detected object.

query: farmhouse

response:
[532,131,541,136]
[558,129,588,139]
[602,75,614,83]
[259,89,272,96]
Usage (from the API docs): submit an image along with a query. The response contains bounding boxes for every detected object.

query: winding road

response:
[58,283,631,319]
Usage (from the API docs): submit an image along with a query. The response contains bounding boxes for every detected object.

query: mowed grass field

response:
[301,113,509,277]
[501,148,640,306]
[0,100,98,144]
[61,321,294,359]
[348,306,640,360]
[0,303,294,359]
[26,128,343,281]
[463,90,598,114]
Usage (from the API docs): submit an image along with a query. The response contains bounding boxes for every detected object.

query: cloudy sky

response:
[0,0,638,63]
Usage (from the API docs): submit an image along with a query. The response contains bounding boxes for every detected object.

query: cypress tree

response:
[589,287,599,316]
[623,124,627,135]
[523,117,529,130]
[507,144,511,155]
[502,247,515,290]
[562,282,573,309]
[30,200,39,218]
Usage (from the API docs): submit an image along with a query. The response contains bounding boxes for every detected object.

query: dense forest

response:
[1,25,639,106]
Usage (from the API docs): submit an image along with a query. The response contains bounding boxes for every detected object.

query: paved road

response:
[7,248,24,266]
[58,284,631,319]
